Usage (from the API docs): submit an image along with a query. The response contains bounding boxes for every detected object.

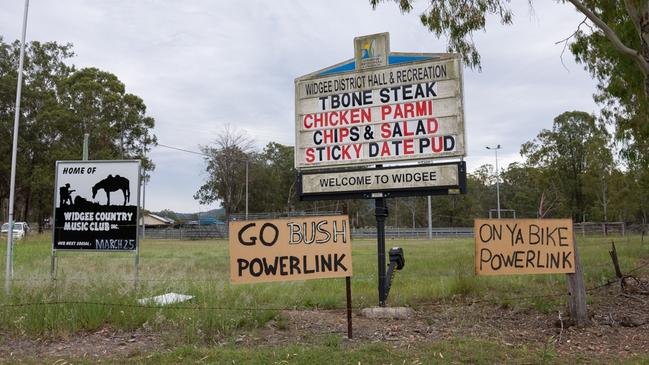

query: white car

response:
[1,222,29,239]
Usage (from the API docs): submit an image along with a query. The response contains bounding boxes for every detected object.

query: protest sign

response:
[229,215,352,284]
[474,219,575,275]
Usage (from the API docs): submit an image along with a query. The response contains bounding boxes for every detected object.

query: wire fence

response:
[1,251,647,313]
[139,222,628,240]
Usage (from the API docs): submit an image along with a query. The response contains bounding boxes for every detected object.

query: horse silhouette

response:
[92,174,130,206]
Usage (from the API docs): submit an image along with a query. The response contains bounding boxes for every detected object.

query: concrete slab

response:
[360,306,414,319]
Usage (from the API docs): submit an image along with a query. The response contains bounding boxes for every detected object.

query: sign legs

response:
[345,276,353,339]
[50,250,57,280]
[134,248,140,290]
[375,197,388,306]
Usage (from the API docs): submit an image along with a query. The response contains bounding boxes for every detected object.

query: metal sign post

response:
[345,276,353,339]
[375,197,388,306]
[135,164,143,289]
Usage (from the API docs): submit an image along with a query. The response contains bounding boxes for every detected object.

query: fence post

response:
[566,234,588,325]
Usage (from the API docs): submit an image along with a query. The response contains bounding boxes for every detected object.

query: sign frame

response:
[50,160,142,282]
[298,161,467,201]
[51,159,142,252]
[294,53,466,171]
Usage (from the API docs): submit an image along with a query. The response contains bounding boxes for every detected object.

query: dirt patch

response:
[0,327,164,363]
[228,274,649,359]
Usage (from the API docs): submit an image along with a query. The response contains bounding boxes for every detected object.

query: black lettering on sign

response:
[237,223,279,247]
[259,223,279,246]
[238,223,257,246]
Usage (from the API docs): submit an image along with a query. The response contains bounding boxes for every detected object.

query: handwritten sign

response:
[229,215,352,284]
[474,219,575,276]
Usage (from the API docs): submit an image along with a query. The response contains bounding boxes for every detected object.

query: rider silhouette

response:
[59,183,75,206]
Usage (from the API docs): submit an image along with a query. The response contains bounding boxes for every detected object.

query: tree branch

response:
[567,0,649,75]
[623,0,643,36]
[555,17,591,71]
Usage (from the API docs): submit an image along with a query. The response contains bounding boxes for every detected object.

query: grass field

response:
[0,233,647,363]
[1,233,645,336]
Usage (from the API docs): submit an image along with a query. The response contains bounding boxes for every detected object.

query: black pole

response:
[375,197,388,306]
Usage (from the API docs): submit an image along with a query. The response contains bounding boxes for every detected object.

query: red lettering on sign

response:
[353,144,362,158]
[302,108,372,130]
[306,148,315,163]
[380,123,391,138]
[323,129,335,143]
[431,136,443,152]
[379,101,433,121]
[403,139,414,155]
[339,128,349,140]
[381,142,391,156]
[427,118,438,133]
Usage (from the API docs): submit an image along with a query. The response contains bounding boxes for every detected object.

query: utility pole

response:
[486,145,502,219]
[6,0,30,295]
[83,133,89,160]
[141,142,147,240]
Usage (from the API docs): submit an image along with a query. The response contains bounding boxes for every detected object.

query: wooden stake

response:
[566,234,588,325]
[609,241,623,279]
[346,276,353,339]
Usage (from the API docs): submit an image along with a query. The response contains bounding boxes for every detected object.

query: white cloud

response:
[1,1,598,212]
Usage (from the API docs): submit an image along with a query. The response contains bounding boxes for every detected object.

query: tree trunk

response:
[412,210,415,230]
[636,5,649,96]
[23,187,31,222]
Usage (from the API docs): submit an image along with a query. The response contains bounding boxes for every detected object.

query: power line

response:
[157,143,208,157]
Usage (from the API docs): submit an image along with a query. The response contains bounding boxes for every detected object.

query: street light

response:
[486,144,502,219]
[6,0,30,295]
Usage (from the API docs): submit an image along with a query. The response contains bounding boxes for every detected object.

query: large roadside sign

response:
[229,215,352,284]
[295,32,466,199]
[474,219,576,276]
[52,160,141,251]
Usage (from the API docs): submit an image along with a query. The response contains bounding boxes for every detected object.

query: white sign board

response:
[300,163,461,197]
[295,53,465,170]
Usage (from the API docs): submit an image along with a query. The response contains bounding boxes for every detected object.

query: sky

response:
[0,1,599,213]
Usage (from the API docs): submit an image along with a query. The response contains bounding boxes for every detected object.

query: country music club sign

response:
[295,33,466,170]
[52,160,141,251]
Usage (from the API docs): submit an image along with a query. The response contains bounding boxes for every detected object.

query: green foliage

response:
[570,1,649,165]
[125,340,559,365]
[521,111,612,221]
[0,37,156,224]
[370,0,514,69]
[370,1,649,164]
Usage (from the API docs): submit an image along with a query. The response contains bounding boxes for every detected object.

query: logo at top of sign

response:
[361,39,377,59]
[354,32,389,71]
